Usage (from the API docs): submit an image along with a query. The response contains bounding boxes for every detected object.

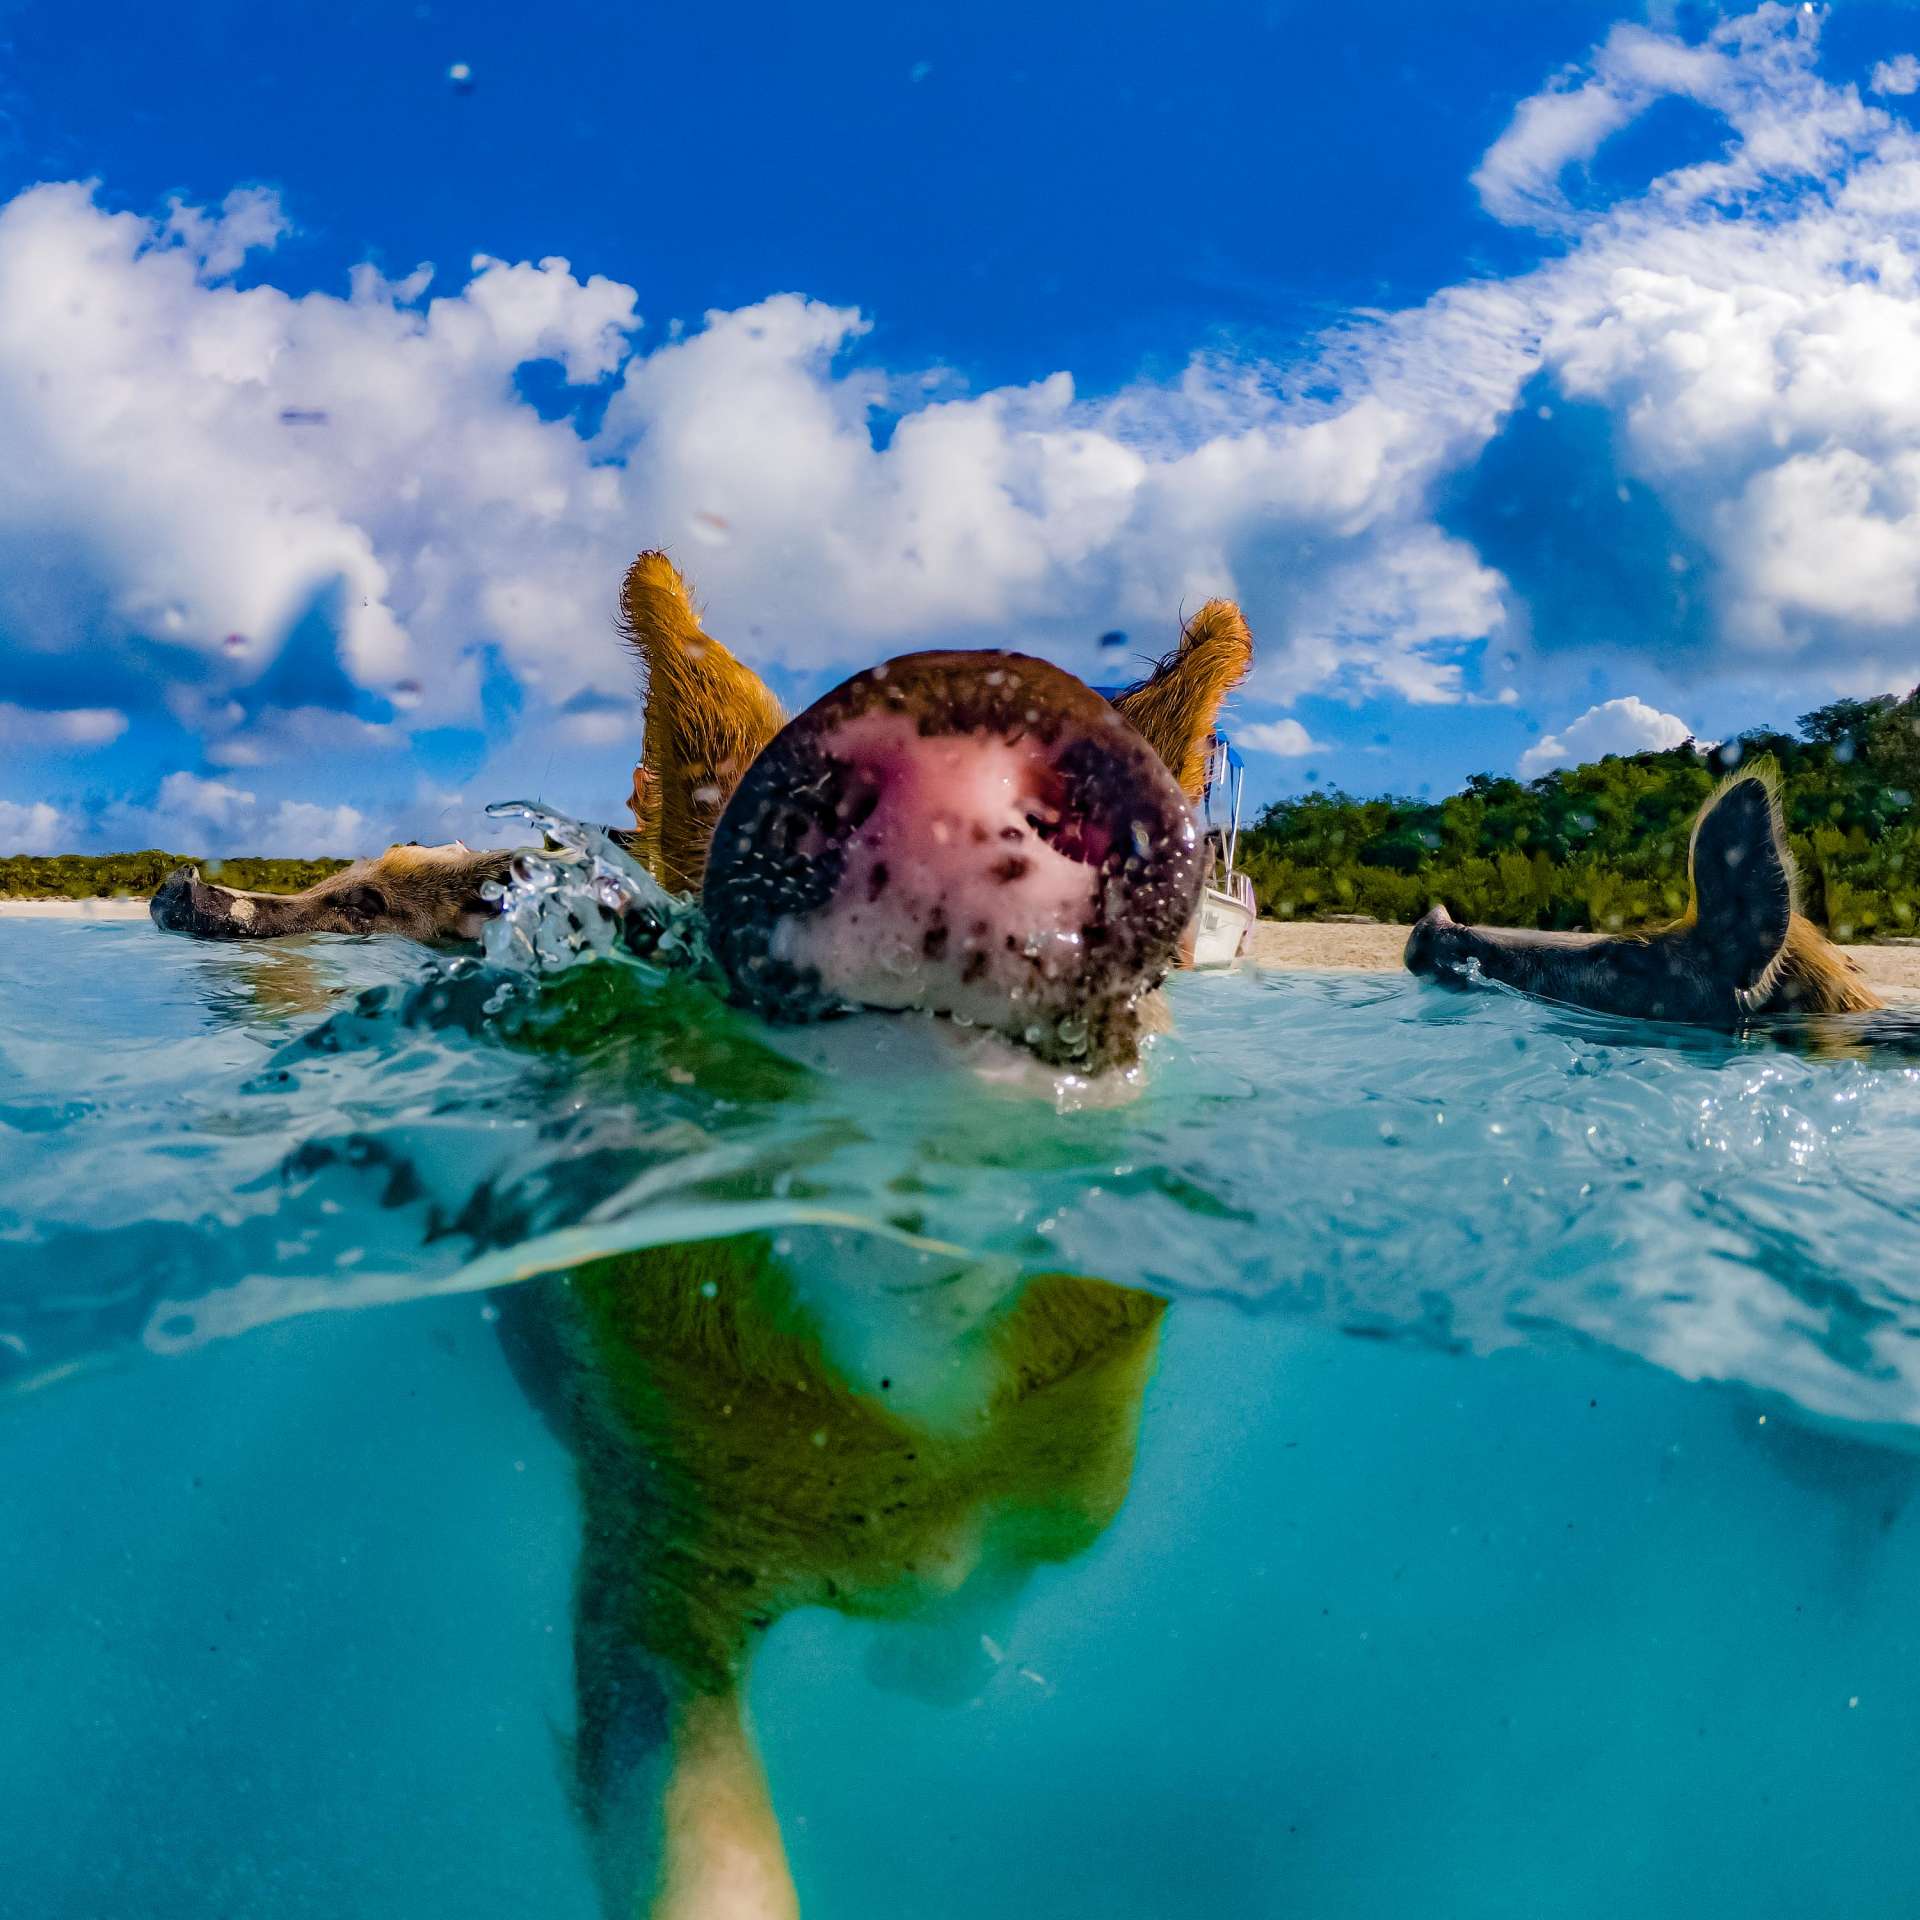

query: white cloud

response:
[0,703,127,746]
[1518,695,1696,776]
[0,800,70,853]
[265,800,376,853]
[554,691,645,747]
[162,186,289,279]
[1472,24,1729,231]
[0,174,1510,774]
[0,181,646,740]
[97,771,371,855]
[158,771,253,828]
[8,3,1920,851]
[1237,717,1325,756]
[1872,54,1920,97]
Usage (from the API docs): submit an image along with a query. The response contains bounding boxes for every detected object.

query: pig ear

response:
[620,551,785,893]
[1107,599,1253,799]
[1687,766,1795,995]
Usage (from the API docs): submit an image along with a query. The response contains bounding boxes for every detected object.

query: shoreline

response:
[1246,918,1920,1002]
[7,899,1920,1001]
[0,897,153,919]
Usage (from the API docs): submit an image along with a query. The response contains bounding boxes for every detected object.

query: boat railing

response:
[1205,851,1255,912]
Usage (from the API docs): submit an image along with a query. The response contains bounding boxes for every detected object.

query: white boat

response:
[1188,728,1256,968]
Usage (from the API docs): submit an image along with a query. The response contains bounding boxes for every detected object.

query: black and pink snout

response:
[150,866,295,939]
[701,650,1204,1069]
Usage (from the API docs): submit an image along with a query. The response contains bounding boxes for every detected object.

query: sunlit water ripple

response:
[4,822,1920,1432]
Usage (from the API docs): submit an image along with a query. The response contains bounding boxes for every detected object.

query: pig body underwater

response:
[150,551,1253,1917]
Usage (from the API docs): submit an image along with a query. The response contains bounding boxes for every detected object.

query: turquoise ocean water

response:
[4,880,1920,1915]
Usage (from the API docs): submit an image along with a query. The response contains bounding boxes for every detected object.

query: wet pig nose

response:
[1404,904,1465,979]
[149,865,215,936]
[701,650,1204,1068]
[149,866,196,932]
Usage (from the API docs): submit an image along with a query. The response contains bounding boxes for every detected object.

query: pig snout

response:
[701,650,1204,1069]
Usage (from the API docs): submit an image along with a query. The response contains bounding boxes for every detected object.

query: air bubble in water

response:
[479,799,716,982]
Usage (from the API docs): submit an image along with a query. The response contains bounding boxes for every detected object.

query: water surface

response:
[4,905,1920,1916]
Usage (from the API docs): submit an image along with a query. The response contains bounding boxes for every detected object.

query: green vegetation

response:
[1240,689,1920,940]
[0,850,350,900]
[9,690,1918,939]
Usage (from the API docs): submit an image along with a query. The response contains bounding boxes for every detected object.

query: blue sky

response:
[5,0,1920,853]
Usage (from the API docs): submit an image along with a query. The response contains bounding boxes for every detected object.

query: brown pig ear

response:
[1687,766,1795,994]
[619,550,786,893]
[335,883,392,928]
[1108,599,1253,800]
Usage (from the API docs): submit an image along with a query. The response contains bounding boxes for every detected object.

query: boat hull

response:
[1189,885,1255,969]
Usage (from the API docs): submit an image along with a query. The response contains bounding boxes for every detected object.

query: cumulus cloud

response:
[95,771,371,856]
[0,181,644,744]
[0,703,127,746]
[0,176,1504,820]
[554,689,645,747]
[11,4,1920,848]
[0,800,71,853]
[1402,3,1920,703]
[1518,695,1696,777]
[1872,54,1920,98]
[1237,718,1325,756]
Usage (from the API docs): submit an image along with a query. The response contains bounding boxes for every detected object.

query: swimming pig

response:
[152,551,1252,1917]
[1403,768,1883,1026]
[496,1249,1164,1920]
[151,551,1252,1072]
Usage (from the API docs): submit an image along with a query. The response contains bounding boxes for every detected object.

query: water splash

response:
[478,800,717,982]
[6,842,1920,1431]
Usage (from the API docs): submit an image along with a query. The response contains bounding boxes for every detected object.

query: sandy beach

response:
[0,897,153,920]
[8,898,1920,1003]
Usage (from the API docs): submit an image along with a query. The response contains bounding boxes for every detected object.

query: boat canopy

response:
[1199,728,1246,871]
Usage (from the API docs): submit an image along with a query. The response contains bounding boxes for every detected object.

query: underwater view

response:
[6,835,1920,1917]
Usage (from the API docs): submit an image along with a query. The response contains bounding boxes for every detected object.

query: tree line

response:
[6,688,1917,939]
[0,851,351,899]
[1239,689,1920,940]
